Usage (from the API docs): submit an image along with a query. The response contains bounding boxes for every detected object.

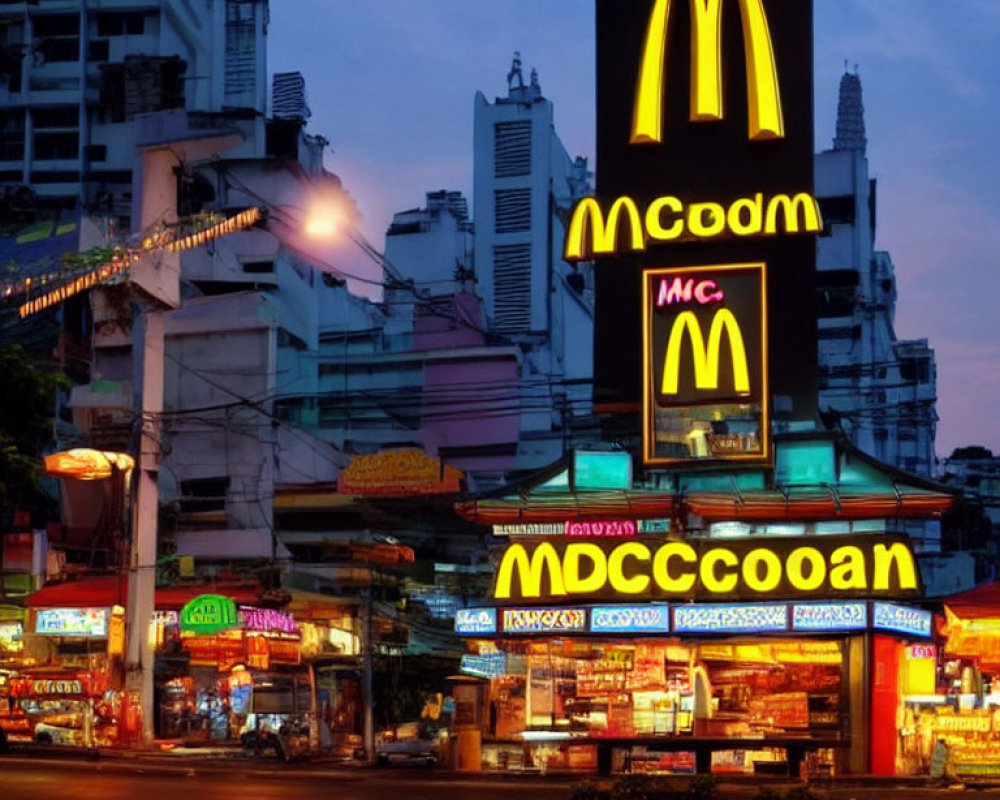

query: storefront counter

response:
[481,734,844,776]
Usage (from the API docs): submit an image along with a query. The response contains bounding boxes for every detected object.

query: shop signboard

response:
[35,607,109,637]
[492,533,921,603]
[672,603,788,633]
[460,652,507,678]
[791,601,868,631]
[590,605,670,633]
[643,263,768,465]
[336,448,464,496]
[180,593,239,635]
[0,620,23,652]
[455,607,497,635]
[239,606,300,638]
[873,601,932,638]
[501,607,588,634]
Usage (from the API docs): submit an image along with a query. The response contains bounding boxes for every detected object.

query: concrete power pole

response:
[124,111,242,747]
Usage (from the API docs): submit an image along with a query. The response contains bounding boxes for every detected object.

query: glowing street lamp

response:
[44,448,135,481]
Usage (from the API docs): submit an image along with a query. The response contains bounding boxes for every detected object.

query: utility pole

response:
[123,111,243,747]
[362,577,375,763]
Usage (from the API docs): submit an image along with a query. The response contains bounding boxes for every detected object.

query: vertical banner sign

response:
[585,0,818,461]
[643,263,767,464]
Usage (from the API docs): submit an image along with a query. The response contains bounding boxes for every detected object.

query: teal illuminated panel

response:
[573,450,632,490]
[774,439,835,486]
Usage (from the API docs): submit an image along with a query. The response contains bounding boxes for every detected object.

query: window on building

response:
[98,63,126,122]
[224,0,257,102]
[96,12,145,38]
[178,477,230,513]
[33,131,78,160]
[0,21,24,91]
[493,242,531,334]
[33,14,79,63]
[899,357,930,383]
[817,195,855,225]
[0,110,24,160]
[33,106,77,129]
[494,187,531,233]
[494,120,531,177]
[88,39,109,61]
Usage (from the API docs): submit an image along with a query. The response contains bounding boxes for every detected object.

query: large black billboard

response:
[578,0,818,460]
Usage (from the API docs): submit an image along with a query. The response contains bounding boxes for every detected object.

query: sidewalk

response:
[4,741,1000,793]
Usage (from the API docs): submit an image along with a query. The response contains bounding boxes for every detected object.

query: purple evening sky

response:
[269,1,1000,464]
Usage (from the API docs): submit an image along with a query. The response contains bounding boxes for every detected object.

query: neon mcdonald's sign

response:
[632,0,784,144]
[661,309,749,395]
[643,264,767,465]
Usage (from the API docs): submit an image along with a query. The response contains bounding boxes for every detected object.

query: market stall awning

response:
[27,576,264,610]
[940,583,1000,668]
[942,581,1000,619]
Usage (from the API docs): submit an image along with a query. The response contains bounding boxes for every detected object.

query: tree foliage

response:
[0,344,66,522]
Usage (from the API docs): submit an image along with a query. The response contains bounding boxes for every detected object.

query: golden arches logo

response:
[661,309,750,395]
[632,0,784,144]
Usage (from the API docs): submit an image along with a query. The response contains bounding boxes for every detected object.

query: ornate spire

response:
[833,66,866,153]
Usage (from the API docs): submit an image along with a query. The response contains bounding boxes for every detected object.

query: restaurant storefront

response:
[457,594,933,776]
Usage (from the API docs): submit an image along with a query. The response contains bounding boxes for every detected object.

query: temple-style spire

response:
[505,51,541,103]
[833,65,867,153]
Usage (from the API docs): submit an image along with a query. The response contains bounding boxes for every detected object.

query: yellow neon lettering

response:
[726,193,763,236]
[661,309,750,395]
[786,546,827,591]
[652,541,697,593]
[764,193,823,234]
[828,545,867,590]
[700,547,738,592]
[690,0,724,122]
[645,195,684,241]
[873,542,918,592]
[631,0,784,144]
[563,542,608,594]
[607,542,651,594]
[741,547,782,592]
[564,196,645,260]
[494,542,565,599]
[687,201,727,237]
[738,0,784,139]
[631,0,672,144]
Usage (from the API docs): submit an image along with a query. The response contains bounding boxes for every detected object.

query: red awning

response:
[27,576,264,610]
[943,581,1000,619]
[455,487,954,524]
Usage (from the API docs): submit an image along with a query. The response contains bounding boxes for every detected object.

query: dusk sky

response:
[269,1,1000,464]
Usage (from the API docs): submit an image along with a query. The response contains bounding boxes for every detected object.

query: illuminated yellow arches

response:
[563,191,822,261]
[661,308,750,395]
[632,0,784,144]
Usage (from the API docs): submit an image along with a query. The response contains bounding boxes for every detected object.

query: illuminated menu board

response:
[501,607,587,634]
[791,602,867,631]
[590,605,670,633]
[873,601,932,638]
[35,607,109,637]
[454,607,497,635]
[672,603,787,634]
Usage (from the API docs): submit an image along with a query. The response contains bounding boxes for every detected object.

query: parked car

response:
[375,720,441,766]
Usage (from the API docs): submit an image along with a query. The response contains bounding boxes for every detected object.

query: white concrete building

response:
[472,54,595,470]
[815,70,941,551]
[0,0,268,222]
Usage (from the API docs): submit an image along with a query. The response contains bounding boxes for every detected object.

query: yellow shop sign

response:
[492,534,920,603]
